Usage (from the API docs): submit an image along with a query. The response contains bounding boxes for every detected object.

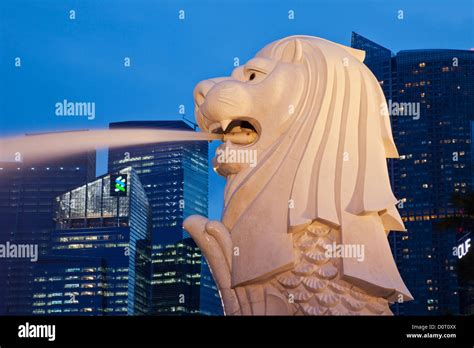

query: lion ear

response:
[335,44,366,63]
[281,39,304,63]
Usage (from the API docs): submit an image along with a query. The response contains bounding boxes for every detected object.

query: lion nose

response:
[194,80,215,107]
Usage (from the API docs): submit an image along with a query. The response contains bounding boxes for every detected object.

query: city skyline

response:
[1,1,474,345]
[1,0,473,221]
[0,0,473,318]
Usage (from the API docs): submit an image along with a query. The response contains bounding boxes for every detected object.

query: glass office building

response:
[352,32,474,315]
[0,135,95,315]
[31,167,152,315]
[351,32,394,100]
[151,236,202,314]
[108,121,222,315]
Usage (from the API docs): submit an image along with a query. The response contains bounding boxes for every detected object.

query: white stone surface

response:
[184,36,412,315]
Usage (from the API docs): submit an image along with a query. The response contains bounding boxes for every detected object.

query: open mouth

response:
[209,119,259,146]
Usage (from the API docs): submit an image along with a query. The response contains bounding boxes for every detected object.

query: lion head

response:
[194,36,411,300]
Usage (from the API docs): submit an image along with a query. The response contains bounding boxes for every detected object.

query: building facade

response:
[352,32,474,315]
[31,167,152,315]
[0,135,95,315]
[108,121,222,315]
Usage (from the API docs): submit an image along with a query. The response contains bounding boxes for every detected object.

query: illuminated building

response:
[0,138,95,315]
[108,121,222,315]
[352,32,474,315]
[31,167,152,315]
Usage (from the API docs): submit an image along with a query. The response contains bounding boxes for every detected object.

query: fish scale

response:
[235,221,393,315]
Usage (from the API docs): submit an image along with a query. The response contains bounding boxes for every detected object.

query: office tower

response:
[0,132,95,315]
[351,32,394,100]
[108,121,222,315]
[32,167,152,315]
[151,236,202,314]
[352,32,474,315]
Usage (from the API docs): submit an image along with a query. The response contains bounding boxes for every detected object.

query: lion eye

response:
[249,73,256,81]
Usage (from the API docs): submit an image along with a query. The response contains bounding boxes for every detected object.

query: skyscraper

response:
[352,32,474,315]
[0,132,96,315]
[351,32,394,101]
[108,121,222,315]
[32,167,152,315]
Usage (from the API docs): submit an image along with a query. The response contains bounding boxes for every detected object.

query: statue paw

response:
[205,220,232,269]
[183,215,209,238]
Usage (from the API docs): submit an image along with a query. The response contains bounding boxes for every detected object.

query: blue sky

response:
[1,0,473,219]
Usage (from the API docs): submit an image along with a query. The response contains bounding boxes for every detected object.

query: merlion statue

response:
[184,35,413,315]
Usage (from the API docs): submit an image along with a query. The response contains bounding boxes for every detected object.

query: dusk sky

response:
[1,0,473,219]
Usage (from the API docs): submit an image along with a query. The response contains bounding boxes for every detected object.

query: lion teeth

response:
[222,132,257,145]
[220,120,232,132]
